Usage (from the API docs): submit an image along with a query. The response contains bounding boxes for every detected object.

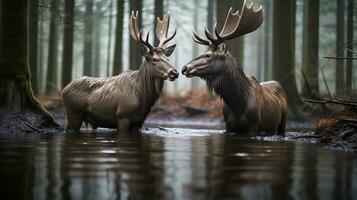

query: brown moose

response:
[182,0,287,134]
[63,11,178,133]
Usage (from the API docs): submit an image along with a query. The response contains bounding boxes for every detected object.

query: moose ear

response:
[140,45,150,56]
[164,44,176,57]
[218,43,227,55]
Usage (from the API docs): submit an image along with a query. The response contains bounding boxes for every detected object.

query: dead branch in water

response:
[324,56,357,60]
[181,106,208,116]
[304,98,357,107]
[339,118,357,123]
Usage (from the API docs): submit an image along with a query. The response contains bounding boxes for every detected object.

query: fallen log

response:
[304,98,357,107]
[324,56,357,60]
[181,106,208,116]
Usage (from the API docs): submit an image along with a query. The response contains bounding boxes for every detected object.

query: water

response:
[0,127,356,200]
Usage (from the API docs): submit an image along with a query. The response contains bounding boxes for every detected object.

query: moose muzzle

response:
[181,65,197,78]
[166,68,179,81]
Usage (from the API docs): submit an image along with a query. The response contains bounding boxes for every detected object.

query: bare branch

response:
[324,56,357,60]
[304,98,357,107]
[31,2,65,19]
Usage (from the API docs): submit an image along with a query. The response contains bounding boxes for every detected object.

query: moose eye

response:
[204,54,212,59]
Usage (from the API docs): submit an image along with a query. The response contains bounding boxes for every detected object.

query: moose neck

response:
[137,62,164,110]
[207,53,252,114]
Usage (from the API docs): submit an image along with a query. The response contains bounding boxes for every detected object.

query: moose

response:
[63,11,178,133]
[182,0,287,134]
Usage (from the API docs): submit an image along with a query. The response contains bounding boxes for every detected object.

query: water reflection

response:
[0,131,356,200]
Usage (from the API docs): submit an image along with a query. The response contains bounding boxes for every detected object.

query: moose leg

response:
[66,111,84,132]
[129,120,144,134]
[277,112,287,134]
[130,126,141,134]
[117,118,130,134]
[246,124,259,134]
[223,104,238,133]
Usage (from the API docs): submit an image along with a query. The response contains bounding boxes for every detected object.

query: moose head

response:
[130,11,178,81]
[182,0,263,79]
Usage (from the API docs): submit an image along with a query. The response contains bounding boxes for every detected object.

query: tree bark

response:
[29,0,39,95]
[61,0,74,88]
[257,26,263,81]
[207,0,214,31]
[301,0,320,97]
[93,1,102,77]
[154,0,164,46]
[129,0,142,70]
[38,0,44,92]
[113,0,124,75]
[336,0,345,96]
[272,0,303,117]
[191,0,199,90]
[83,0,94,76]
[346,0,354,96]
[0,0,57,133]
[45,0,59,95]
[301,0,308,73]
[264,0,272,81]
[106,0,113,76]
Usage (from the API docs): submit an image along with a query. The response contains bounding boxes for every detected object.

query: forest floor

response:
[37,90,357,153]
[309,108,357,152]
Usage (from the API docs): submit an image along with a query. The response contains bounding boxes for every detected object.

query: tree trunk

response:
[336,0,345,96]
[29,0,39,95]
[38,0,44,92]
[154,0,164,46]
[264,0,272,81]
[301,0,320,97]
[106,0,113,76]
[207,0,214,31]
[272,0,303,117]
[0,1,1,37]
[216,0,244,66]
[191,0,199,90]
[301,0,308,89]
[0,0,57,133]
[83,0,93,76]
[61,0,74,88]
[129,0,142,70]
[113,0,124,75]
[93,1,102,77]
[346,0,354,96]
[301,0,308,70]
[45,0,59,95]
[206,0,215,92]
[257,26,263,81]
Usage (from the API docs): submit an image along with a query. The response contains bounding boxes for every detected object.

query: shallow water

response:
[0,127,356,200]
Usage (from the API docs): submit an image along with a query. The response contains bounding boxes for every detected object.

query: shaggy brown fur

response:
[63,48,178,133]
[63,12,178,133]
[183,1,286,133]
[183,49,287,134]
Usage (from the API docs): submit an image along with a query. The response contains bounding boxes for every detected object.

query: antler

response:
[129,11,154,50]
[156,14,176,48]
[192,0,263,48]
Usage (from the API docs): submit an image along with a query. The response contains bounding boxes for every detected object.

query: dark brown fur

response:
[183,49,287,134]
[63,12,178,133]
[63,47,178,133]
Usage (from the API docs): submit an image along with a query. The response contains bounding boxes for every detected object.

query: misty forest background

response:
[25,0,355,117]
